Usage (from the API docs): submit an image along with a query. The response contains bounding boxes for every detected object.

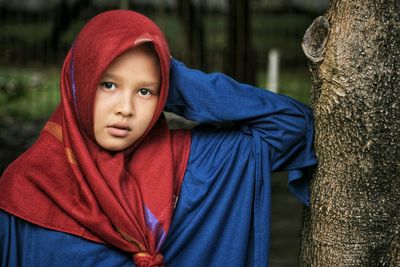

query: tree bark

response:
[224,0,255,84]
[300,1,400,266]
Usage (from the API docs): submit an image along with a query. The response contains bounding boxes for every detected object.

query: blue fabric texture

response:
[0,210,133,267]
[0,59,316,266]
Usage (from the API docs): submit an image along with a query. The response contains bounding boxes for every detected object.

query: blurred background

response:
[0,0,328,266]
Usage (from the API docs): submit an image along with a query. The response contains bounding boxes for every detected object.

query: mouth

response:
[107,123,131,137]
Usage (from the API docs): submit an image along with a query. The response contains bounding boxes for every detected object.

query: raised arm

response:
[166,59,316,173]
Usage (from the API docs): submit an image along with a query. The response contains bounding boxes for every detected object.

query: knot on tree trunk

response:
[302,16,330,63]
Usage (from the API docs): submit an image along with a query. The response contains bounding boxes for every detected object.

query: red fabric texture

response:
[0,10,191,266]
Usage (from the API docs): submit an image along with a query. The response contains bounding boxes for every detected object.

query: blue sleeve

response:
[166,59,317,205]
[0,210,133,267]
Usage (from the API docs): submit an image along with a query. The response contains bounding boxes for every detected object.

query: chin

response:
[97,141,129,152]
[105,146,125,152]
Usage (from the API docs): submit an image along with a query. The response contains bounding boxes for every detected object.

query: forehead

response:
[103,44,161,79]
[113,43,158,65]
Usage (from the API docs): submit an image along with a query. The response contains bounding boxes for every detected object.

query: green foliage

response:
[0,68,60,120]
[0,68,60,172]
[0,74,29,100]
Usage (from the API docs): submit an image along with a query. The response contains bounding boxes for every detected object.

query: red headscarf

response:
[0,10,191,266]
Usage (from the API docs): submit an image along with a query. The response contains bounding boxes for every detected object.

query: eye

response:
[138,88,152,96]
[100,82,117,90]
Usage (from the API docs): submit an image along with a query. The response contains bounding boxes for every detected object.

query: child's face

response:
[93,45,161,151]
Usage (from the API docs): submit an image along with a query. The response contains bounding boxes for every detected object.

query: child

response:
[0,10,316,267]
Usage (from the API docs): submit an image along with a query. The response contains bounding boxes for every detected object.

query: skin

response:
[93,44,161,151]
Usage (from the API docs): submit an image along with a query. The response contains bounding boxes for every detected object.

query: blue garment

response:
[0,59,316,266]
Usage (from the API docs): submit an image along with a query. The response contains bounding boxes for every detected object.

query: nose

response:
[115,92,134,117]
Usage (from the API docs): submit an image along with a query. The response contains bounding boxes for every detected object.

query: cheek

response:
[147,99,159,121]
[136,97,159,119]
[95,91,115,110]
[93,100,102,123]
[93,93,110,126]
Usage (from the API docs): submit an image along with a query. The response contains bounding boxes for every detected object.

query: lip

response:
[107,123,131,137]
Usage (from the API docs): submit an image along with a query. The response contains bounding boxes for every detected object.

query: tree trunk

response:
[177,0,206,69]
[49,0,92,61]
[224,0,255,84]
[300,1,400,266]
